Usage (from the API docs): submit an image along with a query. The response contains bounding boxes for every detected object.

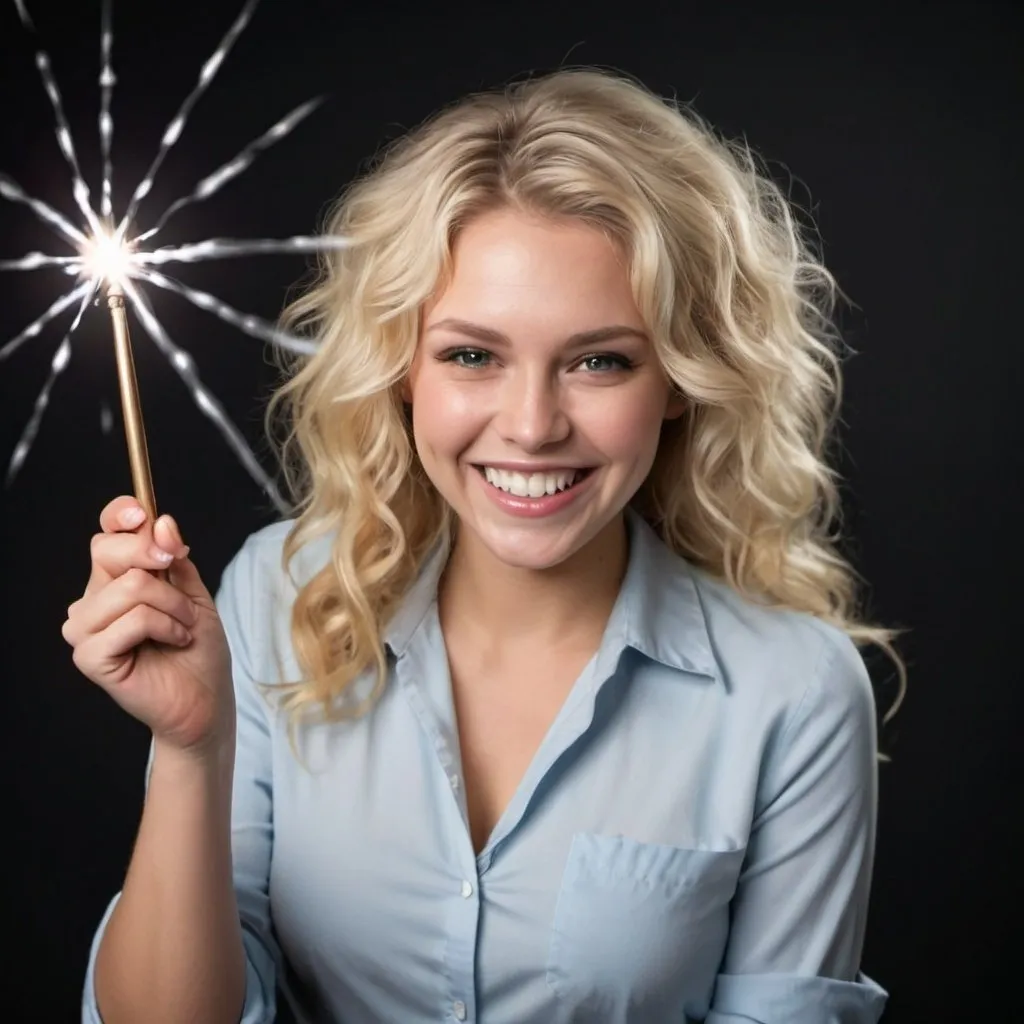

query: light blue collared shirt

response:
[83,508,888,1023]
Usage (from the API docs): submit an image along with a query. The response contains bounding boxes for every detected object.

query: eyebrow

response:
[424,317,649,348]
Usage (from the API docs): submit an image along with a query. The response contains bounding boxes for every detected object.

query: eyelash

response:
[439,348,634,373]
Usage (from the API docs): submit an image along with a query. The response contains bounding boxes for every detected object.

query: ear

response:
[399,376,413,404]
[663,389,686,421]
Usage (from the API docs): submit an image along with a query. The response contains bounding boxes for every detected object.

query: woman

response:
[70,68,905,1023]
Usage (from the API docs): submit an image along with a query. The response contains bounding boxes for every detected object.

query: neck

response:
[437,514,629,654]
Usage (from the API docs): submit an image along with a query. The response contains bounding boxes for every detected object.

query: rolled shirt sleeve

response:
[704,630,889,1024]
[81,538,280,1023]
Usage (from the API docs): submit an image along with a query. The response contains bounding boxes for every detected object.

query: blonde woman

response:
[70,68,905,1024]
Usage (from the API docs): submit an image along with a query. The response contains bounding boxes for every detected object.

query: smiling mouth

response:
[473,465,594,498]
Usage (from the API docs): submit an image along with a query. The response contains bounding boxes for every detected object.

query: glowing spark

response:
[116,0,260,238]
[123,280,286,510]
[136,96,325,244]
[0,172,88,247]
[0,0,353,508]
[80,228,135,290]
[99,0,115,219]
[17,15,104,237]
[6,282,98,485]
[0,282,92,362]
[11,1,33,36]
[0,252,81,272]
[138,235,350,266]
[135,267,317,355]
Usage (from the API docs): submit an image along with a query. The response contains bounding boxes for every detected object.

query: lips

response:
[474,465,593,498]
[471,461,596,518]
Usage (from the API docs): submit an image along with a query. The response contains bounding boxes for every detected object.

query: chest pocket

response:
[546,832,746,1020]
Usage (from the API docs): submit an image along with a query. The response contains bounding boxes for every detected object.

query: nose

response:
[494,367,570,451]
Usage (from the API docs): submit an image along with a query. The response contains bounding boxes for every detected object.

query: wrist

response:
[151,729,235,784]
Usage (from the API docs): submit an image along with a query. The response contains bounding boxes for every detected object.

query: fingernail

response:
[159,515,186,551]
[120,506,145,527]
[148,545,174,565]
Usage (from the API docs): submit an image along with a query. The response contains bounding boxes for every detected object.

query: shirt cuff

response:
[705,971,888,1024]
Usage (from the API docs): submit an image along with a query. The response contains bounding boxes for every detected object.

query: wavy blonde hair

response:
[265,67,908,755]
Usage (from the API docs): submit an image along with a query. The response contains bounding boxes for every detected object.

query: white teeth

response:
[482,467,579,497]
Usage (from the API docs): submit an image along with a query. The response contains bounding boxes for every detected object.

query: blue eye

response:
[442,348,491,368]
[578,353,633,373]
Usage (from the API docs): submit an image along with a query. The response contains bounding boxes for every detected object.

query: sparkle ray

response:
[99,0,115,219]
[6,282,98,486]
[0,171,88,247]
[0,281,91,362]
[122,280,287,512]
[136,95,325,244]
[138,234,351,266]
[2,0,349,502]
[117,0,261,237]
[12,1,33,36]
[0,252,81,271]
[135,267,316,355]
[13,5,104,236]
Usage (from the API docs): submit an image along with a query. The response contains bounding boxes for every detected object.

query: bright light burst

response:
[80,227,135,289]
[1,0,351,510]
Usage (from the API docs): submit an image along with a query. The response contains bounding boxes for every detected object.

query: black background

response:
[1,1,1020,1020]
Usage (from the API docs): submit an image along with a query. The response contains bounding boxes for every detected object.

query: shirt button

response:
[453,1000,467,1020]
[460,879,473,898]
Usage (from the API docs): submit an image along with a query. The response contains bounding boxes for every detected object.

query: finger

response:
[153,514,190,561]
[85,529,182,594]
[66,567,198,646]
[99,496,149,535]
[165,552,214,604]
[72,605,192,684]
[87,498,154,594]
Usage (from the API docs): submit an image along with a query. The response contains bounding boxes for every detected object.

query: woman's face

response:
[405,206,683,572]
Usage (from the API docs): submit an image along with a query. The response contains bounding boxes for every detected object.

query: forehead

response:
[422,209,644,336]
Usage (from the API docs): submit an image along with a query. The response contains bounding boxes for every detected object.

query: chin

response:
[467,518,592,572]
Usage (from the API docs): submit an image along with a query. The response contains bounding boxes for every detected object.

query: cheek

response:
[588,390,670,463]
[410,379,485,457]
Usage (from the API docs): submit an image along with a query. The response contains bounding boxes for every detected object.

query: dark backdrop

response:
[1,1,1020,1020]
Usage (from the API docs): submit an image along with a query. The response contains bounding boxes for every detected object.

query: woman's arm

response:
[704,631,889,1024]
[93,740,246,1024]
[82,538,280,1024]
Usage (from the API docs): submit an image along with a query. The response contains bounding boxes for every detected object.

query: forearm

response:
[95,738,246,1024]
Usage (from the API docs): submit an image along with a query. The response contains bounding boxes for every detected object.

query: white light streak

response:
[123,280,286,510]
[116,0,260,238]
[99,0,115,219]
[5,282,98,485]
[0,172,88,247]
[0,252,81,272]
[0,282,92,361]
[30,49,104,236]
[135,267,317,355]
[1,0,353,507]
[12,1,33,35]
[136,96,325,244]
[138,234,350,266]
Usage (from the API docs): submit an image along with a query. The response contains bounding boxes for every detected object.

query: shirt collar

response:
[384,507,720,686]
[610,507,719,683]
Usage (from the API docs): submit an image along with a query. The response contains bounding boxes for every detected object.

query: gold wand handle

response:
[106,282,161,535]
